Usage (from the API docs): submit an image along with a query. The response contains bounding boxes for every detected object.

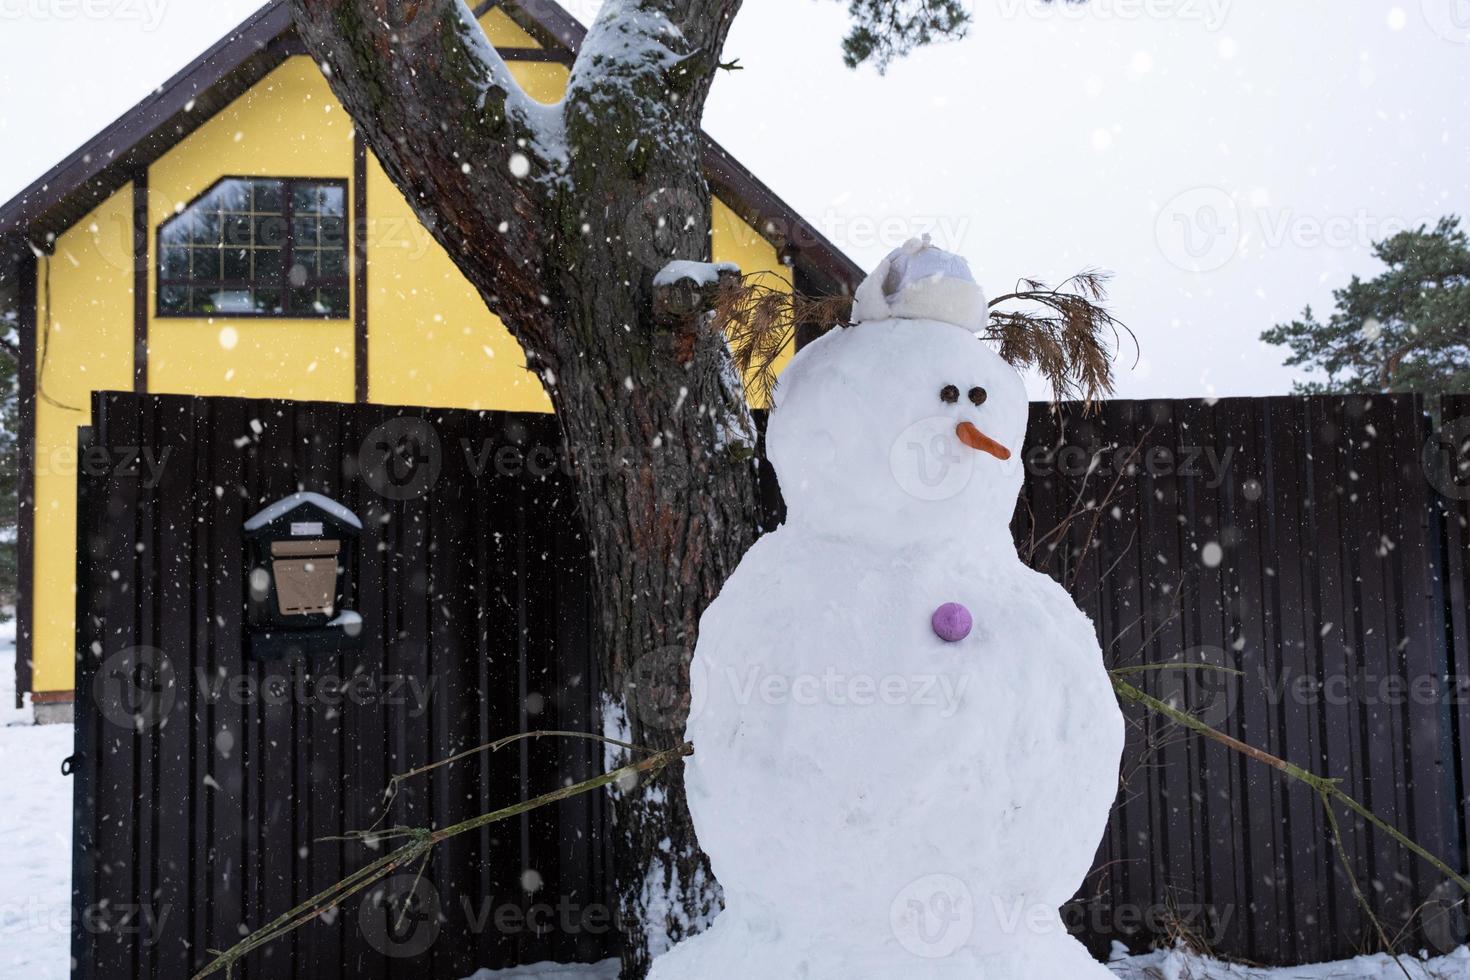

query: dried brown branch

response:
[721,267,1134,408]
[986,270,1137,409]
[718,273,855,403]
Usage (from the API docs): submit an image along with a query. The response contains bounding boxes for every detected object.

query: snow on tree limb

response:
[571,0,745,120]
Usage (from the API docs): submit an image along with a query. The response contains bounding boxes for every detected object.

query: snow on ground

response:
[464,948,1470,979]
[0,619,75,980]
[463,960,620,980]
[464,947,1470,979]
[1109,944,1470,979]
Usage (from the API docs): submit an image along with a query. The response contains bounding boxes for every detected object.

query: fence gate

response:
[72,392,615,980]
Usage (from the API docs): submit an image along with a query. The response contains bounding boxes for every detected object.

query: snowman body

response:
[648,245,1125,979]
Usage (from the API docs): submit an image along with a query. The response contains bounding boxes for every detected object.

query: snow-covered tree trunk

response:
[290,1,751,974]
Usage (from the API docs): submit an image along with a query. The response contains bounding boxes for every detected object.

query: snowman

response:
[647,237,1125,980]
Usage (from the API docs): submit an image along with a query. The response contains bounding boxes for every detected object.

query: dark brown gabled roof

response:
[0,3,297,246]
[0,0,861,295]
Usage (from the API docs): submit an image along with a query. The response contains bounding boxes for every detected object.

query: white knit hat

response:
[852,234,989,332]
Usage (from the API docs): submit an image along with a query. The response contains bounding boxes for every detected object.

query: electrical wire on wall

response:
[35,254,83,413]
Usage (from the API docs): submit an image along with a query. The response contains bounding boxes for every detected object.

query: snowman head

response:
[768,239,1027,548]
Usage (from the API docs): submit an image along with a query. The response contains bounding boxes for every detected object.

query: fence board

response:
[1430,395,1470,951]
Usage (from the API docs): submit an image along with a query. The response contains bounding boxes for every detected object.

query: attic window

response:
[157,177,349,319]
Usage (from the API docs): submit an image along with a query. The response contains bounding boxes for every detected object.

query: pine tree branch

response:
[839,0,972,72]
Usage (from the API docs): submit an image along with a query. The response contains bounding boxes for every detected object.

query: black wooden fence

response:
[71,390,1470,978]
[1026,394,1470,964]
[72,393,619,980]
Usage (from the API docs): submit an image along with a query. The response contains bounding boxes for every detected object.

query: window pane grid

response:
[158,177,348,318]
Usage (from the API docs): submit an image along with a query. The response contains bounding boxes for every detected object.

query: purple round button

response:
[931,602,973,643]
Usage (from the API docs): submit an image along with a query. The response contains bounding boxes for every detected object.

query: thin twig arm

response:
[191,741,694,979]
[1113,676,1470,896]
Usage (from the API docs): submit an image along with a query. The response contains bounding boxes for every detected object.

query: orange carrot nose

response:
[956,421,1012,461]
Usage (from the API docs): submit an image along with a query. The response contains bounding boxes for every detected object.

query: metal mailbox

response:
[243,492,363,660]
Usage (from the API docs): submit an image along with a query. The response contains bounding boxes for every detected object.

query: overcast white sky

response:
[1,0,1466,399]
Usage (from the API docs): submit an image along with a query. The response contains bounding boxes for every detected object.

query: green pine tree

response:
[1262,216,1470,396]
[838,0,1087,71]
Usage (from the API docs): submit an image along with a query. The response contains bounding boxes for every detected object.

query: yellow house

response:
[0,0,859,721]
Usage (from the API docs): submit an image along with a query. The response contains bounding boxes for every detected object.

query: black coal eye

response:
[940,385,960,404]
[969,387,988,406]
